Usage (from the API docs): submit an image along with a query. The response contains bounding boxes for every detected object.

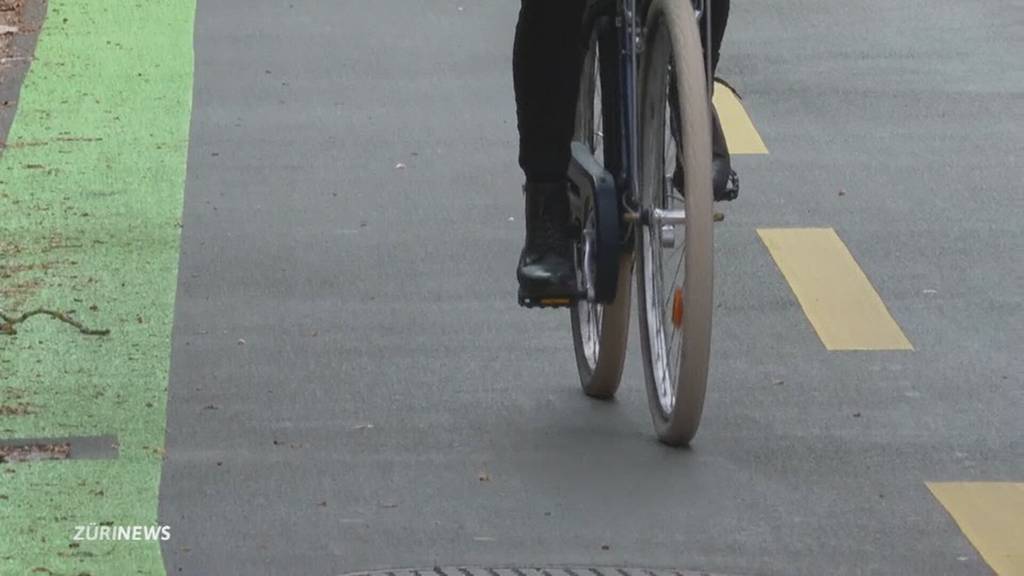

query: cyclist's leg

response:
[700,0,730,73]
[513,0,588,183]
[701,0,739,200]
[513,0,588,302]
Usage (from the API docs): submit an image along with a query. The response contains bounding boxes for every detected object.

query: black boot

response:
[712,106,739,202]
[670,107,740,202]
[517,181,577,307]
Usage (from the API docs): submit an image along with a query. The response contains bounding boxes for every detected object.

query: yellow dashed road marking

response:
[758,228,914,351]
[713,81,768,155]
[928,483,1024,576]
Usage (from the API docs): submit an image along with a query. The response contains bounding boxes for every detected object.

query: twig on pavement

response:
[0,308,110,336]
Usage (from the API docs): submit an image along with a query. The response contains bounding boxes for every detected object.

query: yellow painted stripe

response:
[928,483,1024,576]
[758,228,913,351]
[713,81,768,155]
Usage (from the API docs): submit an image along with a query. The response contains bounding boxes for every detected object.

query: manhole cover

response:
[344,567,742,576]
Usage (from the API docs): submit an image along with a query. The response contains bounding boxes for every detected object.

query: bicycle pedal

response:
[518,294,576,309]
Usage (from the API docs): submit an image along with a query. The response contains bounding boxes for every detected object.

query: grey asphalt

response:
[159,1,1024,575]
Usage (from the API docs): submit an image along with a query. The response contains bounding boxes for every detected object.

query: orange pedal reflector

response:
[672,288,684,328]
[541,298,571,306]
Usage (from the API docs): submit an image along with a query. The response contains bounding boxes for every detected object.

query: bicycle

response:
[566,0,716,446]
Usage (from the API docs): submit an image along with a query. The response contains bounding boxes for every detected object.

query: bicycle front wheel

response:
[570,27,633,400]
[636,0,714,446]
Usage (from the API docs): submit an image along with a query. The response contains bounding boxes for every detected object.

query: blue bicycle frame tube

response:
[618,0,640,205]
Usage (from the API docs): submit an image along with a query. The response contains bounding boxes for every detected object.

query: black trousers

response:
[514,0,730,183]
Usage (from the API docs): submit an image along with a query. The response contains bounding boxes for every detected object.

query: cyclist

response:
[515,0,735,304]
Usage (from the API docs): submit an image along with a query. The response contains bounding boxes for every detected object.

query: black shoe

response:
[517,181,577,307]
[711,106,739,202]
[669,107,740,202]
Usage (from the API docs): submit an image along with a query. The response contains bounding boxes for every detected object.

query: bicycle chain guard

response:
[568,141,621,304]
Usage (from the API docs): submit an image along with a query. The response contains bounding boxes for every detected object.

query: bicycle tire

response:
[570,29,633,400]
[635,0,714,446]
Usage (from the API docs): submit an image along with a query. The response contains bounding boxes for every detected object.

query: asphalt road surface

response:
[159,1,1023,575]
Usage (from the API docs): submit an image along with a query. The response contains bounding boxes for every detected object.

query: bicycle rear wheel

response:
[636,0,714,446]
[570,29,633,400]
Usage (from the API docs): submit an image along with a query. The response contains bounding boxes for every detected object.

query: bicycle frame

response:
[567,0,719,445]
[577,0,711,202]
[568,0,711,303]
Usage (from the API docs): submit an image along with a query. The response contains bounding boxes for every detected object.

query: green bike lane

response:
[1,0,1021,575]
[0,0,195,574]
